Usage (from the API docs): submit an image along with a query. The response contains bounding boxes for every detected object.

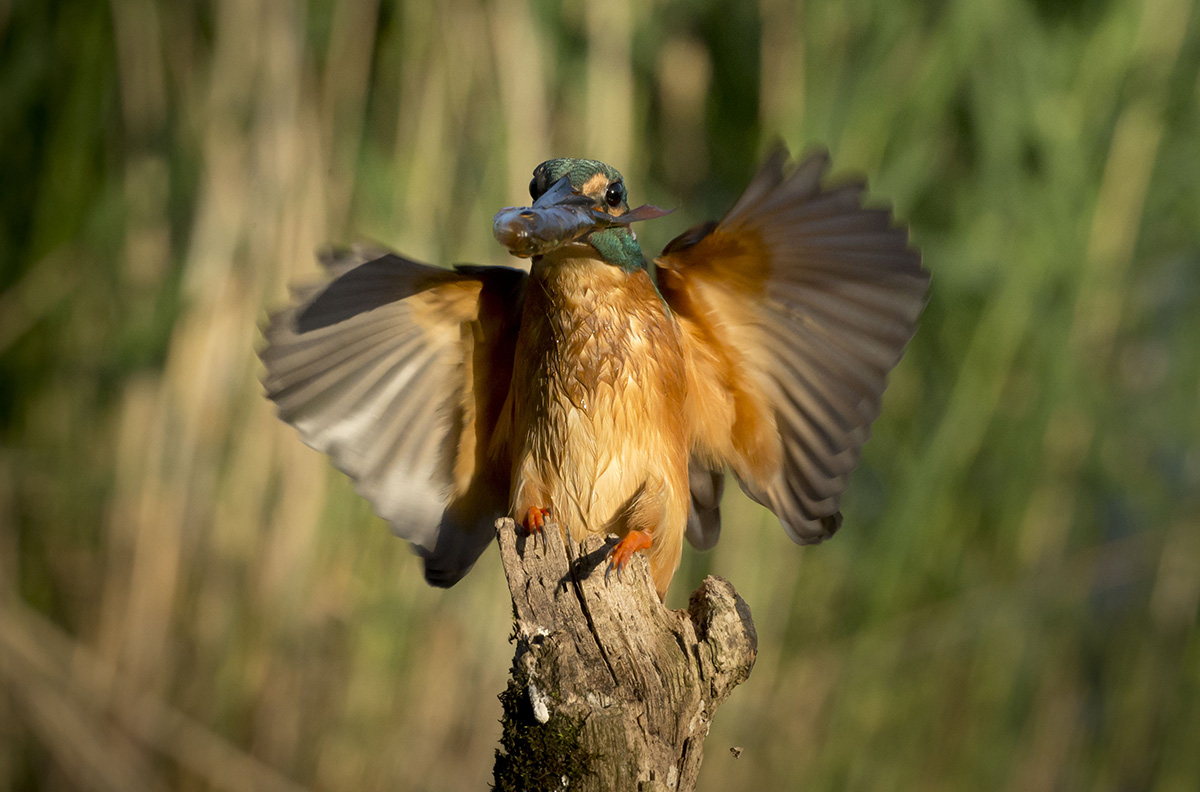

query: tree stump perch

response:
[492,518,757,791]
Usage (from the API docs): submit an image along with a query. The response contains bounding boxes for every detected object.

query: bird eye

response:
[605,181,625,208]
[529,177,540,201]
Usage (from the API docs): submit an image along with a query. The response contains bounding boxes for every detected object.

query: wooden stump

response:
[492,518,757,792]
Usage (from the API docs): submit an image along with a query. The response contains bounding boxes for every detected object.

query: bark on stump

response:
[492,518,757,792]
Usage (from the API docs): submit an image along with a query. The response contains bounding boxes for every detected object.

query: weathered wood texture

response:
[492,518,757,792]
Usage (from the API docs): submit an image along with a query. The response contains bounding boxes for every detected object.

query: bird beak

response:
[493,176,672,259]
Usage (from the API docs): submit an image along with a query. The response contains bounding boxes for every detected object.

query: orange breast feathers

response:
[506,253,690,597]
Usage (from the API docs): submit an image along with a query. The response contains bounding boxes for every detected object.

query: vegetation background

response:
[2,0,1199,789]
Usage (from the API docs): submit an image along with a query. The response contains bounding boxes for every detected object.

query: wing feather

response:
[260,249,525,584]
[659,145,928,545]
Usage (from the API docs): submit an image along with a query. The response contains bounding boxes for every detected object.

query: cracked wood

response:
[493,518,757,792]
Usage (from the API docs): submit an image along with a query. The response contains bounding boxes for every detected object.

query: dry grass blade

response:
[0,601,310,792]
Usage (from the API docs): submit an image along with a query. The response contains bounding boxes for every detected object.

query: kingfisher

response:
[260,145,929,599]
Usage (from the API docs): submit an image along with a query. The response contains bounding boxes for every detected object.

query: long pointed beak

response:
[493,177,672,259]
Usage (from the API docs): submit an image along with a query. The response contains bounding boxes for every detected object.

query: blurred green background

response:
[2,0,1199,789]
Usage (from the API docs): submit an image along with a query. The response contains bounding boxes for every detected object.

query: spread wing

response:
[259,247,525,585]
[657,146,929,547]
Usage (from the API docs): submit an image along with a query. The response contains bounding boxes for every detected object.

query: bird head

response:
[530,158,630,214]
[493,158,670,270]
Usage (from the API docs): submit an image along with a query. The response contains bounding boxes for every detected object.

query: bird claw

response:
[603,560,622,584]
[604,530,653,585]
[521,506,551,552]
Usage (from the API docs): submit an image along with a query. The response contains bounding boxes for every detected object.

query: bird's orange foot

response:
[521,506,551,540]
[606,530,653,582]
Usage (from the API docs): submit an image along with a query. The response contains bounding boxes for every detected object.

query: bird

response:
[259,144,929,599]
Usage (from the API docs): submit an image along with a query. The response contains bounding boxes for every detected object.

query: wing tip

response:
[423,559,468,588]
[782,510,843,545]
[420,514,498,588]
[685,504,722,551]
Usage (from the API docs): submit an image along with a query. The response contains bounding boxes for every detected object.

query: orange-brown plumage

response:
[259,146,929,599]
[505,246,690,597]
